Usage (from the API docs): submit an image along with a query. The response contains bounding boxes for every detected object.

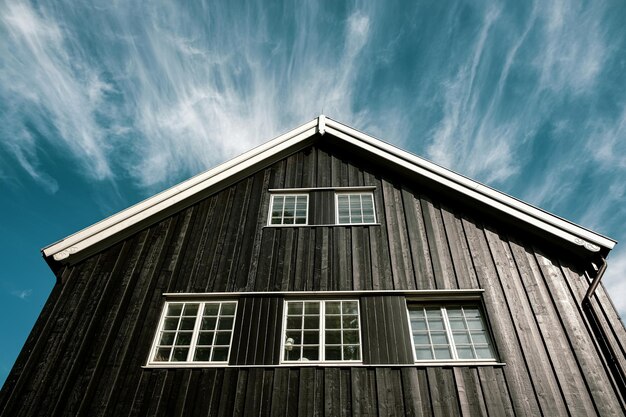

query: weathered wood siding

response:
[1,141,625,416]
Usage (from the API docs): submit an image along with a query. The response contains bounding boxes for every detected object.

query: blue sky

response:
[1,0,625,385]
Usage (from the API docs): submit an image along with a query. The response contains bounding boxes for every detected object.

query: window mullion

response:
[320,301,325,361]
[442,307,458,360]
[187,302,205,362]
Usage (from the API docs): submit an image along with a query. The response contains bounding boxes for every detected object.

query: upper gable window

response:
[282,300,362,363]
[149,301,237,365]
[335,192,376,224]
[269,194,308,225]
[407,304,496,362]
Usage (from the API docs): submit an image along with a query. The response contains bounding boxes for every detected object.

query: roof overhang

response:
[42,115,616,265]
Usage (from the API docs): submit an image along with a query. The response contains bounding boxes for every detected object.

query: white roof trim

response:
[43,115,615,262]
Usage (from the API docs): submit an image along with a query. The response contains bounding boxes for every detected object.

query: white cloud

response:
[10,289,32,300]
[0,1,113,185]
[605,247,626,318]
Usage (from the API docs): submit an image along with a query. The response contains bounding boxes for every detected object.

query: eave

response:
[42,115,616,266]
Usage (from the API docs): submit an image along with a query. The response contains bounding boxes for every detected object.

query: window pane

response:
[302,346,319,361]
[160,332,175,345]
[215,331,231,345]
[166,304,183,316]
[180,318,196,330]
[304,302,320,314]
[221,303,236,315]
[287,302,303,315]
[151,301,237,364]
[325,316,341,329]
[285,346,301,361]
[344,330,359,344]
[343,346,360,360]
[198,331,214,345]
[269,195,308,225]
[343,316,359,329]
[286,331,302,344]
[155,348,171,361]
[326,302,341,314]
[336,193,375,224]
[175,332,192,346]
[183,304,199,316]
[172,348,189,361]
[163,318,179,330]
[408,304,496,363]
[287,316,302,329]
[325,346,341,360]
[434,347,452,360]
[342,301,358,314]
[282,300,361,363]
[204,304,219,315]
[201,317,217,330]
[326,330,341,344]
[212,347,229,361]
[303,331,319,344]
[194,347,211,361]
[415,347,433,360]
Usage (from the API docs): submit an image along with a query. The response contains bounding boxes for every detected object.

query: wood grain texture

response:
[2,143,625,416]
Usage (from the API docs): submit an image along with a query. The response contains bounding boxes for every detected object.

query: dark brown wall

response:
[1,141,625,416]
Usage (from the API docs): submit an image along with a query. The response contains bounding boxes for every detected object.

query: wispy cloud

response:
[605,247,626,317]
[10,289,32,300]
[0,1,113,186]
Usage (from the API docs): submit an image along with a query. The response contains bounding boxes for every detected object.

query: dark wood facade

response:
[2,137,625,416]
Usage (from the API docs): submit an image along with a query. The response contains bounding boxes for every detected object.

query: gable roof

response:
[42,115,616,264]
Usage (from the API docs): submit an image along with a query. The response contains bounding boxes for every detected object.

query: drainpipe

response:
[583,258,608,303]
[581,257,626,407]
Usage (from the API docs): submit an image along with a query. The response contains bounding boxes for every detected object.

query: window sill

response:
[264,223,381,228]
[142,362,506,369]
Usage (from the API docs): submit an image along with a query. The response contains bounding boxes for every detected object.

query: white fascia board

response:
[43,120,319,260]
[325,119,615,251]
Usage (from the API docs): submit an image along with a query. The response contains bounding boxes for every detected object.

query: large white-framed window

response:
[281,300,362,363]
[335,192,376,225]
[407,304,496,362]
[268,194,309,225]
[149,300,238,365]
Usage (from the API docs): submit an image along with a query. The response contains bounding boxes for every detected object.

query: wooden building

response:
[1,116,625,416]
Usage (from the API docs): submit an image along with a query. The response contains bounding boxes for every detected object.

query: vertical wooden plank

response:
[270,368,290,417]
[334,226,353,291]
[401,367,432,417]
[298,367,318,416]
[325,368,341,416]
[365,173,392,290]
[382,180,415,290]
[453,368,488,417]
[401,189,436,290]
[441,208,478,289]
[535,250,623,416]
[243,168,273,290]
[427,368,461,417]
[484,227,569,416]
[351,368,378,417]
[509,238,598,416]
[351,227,373,290]
[477,367,515,417]
[421,197,456,289]
[376,368,406,417]
[461,217,542,416]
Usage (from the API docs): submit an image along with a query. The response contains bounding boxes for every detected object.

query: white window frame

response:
[147,300,238,366]
[267,193,309,226]
[406,304,497,363]
[280,299,363,364]
[334,192,377,225]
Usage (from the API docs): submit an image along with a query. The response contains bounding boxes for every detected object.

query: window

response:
[149,301,237,364]
[335,192,376,224]
[282,300,362,362]
[269,194,308,225]
[407,304,496,361]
